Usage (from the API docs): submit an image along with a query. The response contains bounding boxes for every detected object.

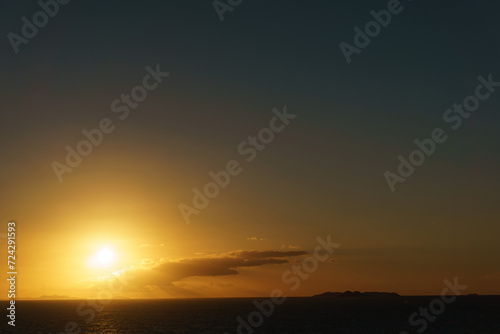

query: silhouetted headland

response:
[312,291,400,298]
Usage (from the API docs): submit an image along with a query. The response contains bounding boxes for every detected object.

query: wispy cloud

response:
[484,272,500,280]
[280,244,302,250]
[138,243,164,248]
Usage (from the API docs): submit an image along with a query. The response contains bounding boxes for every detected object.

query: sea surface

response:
[2,296,499,333]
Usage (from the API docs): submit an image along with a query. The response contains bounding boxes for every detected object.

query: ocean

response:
[2,296,499,333]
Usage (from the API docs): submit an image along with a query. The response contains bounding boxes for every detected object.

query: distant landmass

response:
[31,295,131,300]
[36,295,73,300]
[312,291,400,298]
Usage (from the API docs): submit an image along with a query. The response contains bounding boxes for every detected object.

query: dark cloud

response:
[116,250,307,289]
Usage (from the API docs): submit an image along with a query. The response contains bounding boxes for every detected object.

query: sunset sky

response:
[1,0,500,300]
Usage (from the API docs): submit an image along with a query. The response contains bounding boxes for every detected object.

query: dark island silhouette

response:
[312,291,400,298]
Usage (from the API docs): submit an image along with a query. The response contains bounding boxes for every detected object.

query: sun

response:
[89,247,116,268]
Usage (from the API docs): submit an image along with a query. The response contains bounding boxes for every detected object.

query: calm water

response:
[2,296,499,333]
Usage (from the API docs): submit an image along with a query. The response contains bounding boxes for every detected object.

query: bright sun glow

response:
[89,247,116,268]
